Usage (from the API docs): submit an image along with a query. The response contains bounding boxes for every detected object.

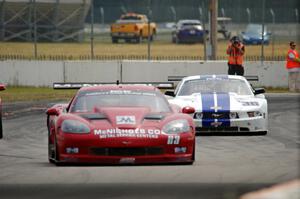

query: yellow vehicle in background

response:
[110,13,157,43]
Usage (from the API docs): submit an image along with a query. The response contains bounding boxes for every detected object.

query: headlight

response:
[247,111,262,117]
[61,120,90,133]
[230,112,239,119]
[162,119,190,134]
[194,112,203,119]
[195,25,203,30]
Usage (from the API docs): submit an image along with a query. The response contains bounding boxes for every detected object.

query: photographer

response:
[226,36,245,76]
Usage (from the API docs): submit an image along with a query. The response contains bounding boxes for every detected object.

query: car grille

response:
[89,147,164,156]
[194,112,229,119]
[196,127,249,132]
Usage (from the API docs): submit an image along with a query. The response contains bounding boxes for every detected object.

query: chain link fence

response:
[0,0,299,61]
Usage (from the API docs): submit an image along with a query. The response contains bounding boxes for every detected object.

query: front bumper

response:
[111,32,139,39]
[56,133,195,164]
[194,116,268,134]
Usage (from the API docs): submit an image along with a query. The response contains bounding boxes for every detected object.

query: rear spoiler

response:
[167,75,259,82]
[53,82,174,89]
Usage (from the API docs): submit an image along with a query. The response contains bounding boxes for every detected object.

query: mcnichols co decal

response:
[94,128,162,139]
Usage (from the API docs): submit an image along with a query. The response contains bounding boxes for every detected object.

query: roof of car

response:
[182,75,246,82]
[79,84,158,92]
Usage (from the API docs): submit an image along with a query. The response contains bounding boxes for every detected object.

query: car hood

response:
[169,92,264,112]
[62,107,171,131]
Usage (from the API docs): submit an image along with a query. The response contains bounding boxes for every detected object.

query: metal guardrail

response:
[0,54,286,61]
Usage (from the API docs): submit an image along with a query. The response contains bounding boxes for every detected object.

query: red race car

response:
[0,84,5,139]
[46,84,196,165]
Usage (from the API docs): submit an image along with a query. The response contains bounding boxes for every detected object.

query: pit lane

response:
[0,94,299,199]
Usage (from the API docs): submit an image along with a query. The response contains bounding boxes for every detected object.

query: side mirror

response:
[46,108,59,116]
[182,106,195,114]
[165,90,175,97]
[0,84,5,91]
[254,88,265,95]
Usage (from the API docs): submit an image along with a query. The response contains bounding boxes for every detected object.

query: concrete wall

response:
[0,60,288,88]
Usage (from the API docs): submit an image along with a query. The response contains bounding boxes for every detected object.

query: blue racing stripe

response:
[216,93,230,127]
[201,92,215,127]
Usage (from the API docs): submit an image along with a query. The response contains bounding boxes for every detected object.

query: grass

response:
[0,87,76,103]
[0,86,290,103]
[0,40,287,60]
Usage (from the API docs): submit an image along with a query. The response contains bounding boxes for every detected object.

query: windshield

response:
[121,16,142,20]
[178,79,253,96]
[70,90,171,113]
[246,24,267,34]
[182,22,201,26]
[178,20,201,27]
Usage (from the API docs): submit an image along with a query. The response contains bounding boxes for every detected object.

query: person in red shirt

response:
[286,41,300,92]
[227,36,245,76]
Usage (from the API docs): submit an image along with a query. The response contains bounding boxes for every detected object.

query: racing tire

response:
[53,137,64,166]
[48,136,55,164]
[257,131,268,136]
[192,144,195,161]
[48,139,55,164]
[0,111,3,139]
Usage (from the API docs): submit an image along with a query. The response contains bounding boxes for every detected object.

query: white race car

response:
[165,75,268,135]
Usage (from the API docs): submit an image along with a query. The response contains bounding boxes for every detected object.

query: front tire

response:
[0,111,3,139]
[54,138,64,166]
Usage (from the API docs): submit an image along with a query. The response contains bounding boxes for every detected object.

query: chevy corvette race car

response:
[0,84,5,139]
[46,84,195,165]
[166,75,268,135]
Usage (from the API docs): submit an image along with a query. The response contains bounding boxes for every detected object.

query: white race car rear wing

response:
[53,81,174,89]
[167,75,259,81]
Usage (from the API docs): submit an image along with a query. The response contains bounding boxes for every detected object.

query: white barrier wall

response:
[64,61,120,82]
[0,60,288,88]
[121,60,288,87]
[0,61,64,86]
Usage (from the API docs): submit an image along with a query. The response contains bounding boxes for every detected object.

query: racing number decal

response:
[167,135,180,144]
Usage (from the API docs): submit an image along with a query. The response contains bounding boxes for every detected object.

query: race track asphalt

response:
[0,93,299,199]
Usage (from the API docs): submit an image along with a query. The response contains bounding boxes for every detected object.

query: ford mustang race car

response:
[46,84,195,165]
[0,84,5,139]
[165,75,268,135]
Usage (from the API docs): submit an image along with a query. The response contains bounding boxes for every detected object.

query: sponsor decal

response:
[116,116,136,125]
[199,75,229,81]
[241,101,259,106]
[85,90,156,97]
[94,128,162,139]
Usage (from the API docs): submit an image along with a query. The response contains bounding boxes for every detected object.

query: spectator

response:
[226,36,245,76]
[286,41,300,92]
